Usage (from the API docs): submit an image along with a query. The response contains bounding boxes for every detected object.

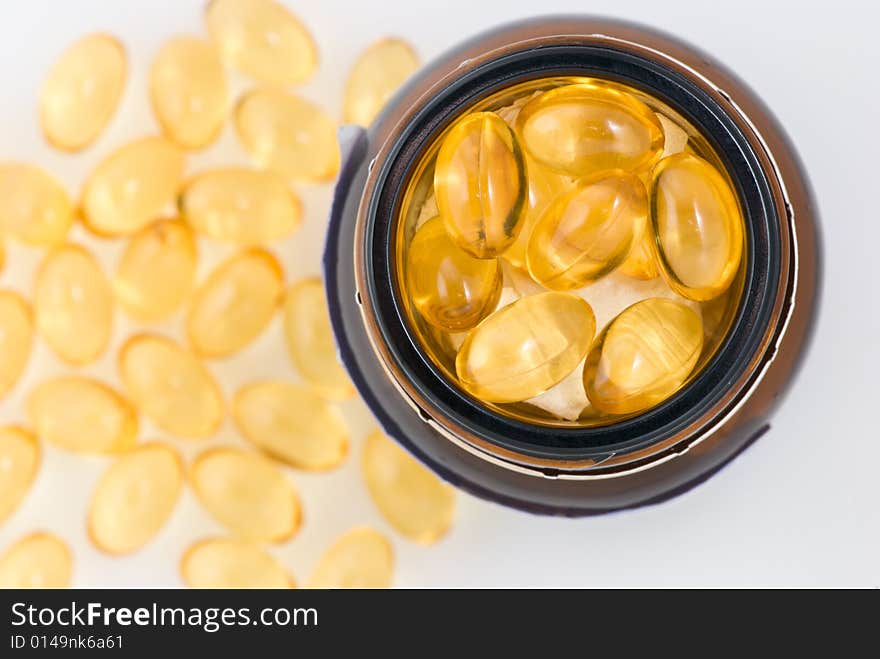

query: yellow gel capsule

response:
[181,538,295,588]
[118,334,224,439]
[526,171,648,290]
[283,278,354,400]
[583,298,704,415]
[406,217,502,331]
[308,527,394,589]
[362,430,455,545]
[87,443,183,555]
[114,220,198,322]
[34,244,113,365]
[39,34,126,152]
[181,168,302,244]
[618,229,659,280]
[205,0,317,86]
[82,136,185,237]
[233,381,349,471]
[0,292,33,399]
[651,153,744,301]
[0,532,72,588]
[27,376,138,454]
[516,82,664,177]
[0,427,39,525]
[187,249,283,358]
[149,37,228,149]
[191,448,302,544]
[0,164,73,245]
[455,292,596,403]
[434,111,527,258]
[344,38,419,126]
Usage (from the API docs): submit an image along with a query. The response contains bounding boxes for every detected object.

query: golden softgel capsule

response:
[0,532,72,588]
[344,38,419,126]
[0,427,39,525]
[0,292,33,400]
[0,164,73,245]
[308,527,394,589]
[181,538,295,589]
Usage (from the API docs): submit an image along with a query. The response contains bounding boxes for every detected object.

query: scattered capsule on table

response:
[39,33,126,152]
[205,0,317,86]
[618,229,659,280]
[181,167,302,244]
[81,136,185,237]
[283,278,354,400]
[149,36,228,149]
[583,297,704,415]
[181,538,296,589]
[0,427,39,525]
[406,217,502,331]
[114,220,198,322]
[235,88,339,183]
[88,443,183,555]
[187,248,283,358]
[27,376,138,454]
[434,111,527,258]
[0,532,72,588]
[190,448,302,544]
[455,292,596,403]
[0,292,33,400]
[516,82,664,177]
[651,153,744,301]
[362,430,455,545]
[34,244,113,365]
[308,527,394,589]
[0,164,73,245]
[118,334,224,439]
[344,38,419,126]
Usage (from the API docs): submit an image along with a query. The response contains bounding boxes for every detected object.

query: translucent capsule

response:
[516,82,664,177]
[181,168,302,244]
[205,0,317,86]
[308,527,394,589]
[0,164,73,245]
[0,427,39,525]
[434,111,526,258]
[362,430,455,545]
[618,229,659,280]
[235,89,339,183]
[82,136,185,236]
[283,278,354,400]
[233,381,349,471]
[181,538,295,589]
[344,38,419,126]
[406,217,502,331]
[651,153,744,301]
[118,334,224,439]
[39,34,126,152]
[149,37,228,149]
[583,298,704,415]
[191,448,301,543]
[455,292,596,403]
[88,443,183,555]
[0,292,33,399]
[527,171,648,290]
[34,244,113,365]
[0,532,72,588]
[27,376,138,454]
[114,220,198,322]
[187,249,283,358]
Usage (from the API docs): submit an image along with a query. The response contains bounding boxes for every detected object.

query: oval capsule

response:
[362,430,455,545]
[82,136,185,236]
[455,292,596,403]
[27,376,138,454]
[406,216,502,331]
[0,292,33,399]
[0,427,39,525]
[34,244,113,365]
[583,298,704,415]
[344,38,419,126]
[191,448,301,543]
[181,538,295,589]
[187,249,283,358]
[118,334,224,439]
[149,37,228,149]
[39,33,126,152]
[0,164,73,245]
[233,381,349,471]
[651,153,744,301]
[434,111,527,258]
[181,168,302,244]
[0,532,72,588]
[205,0,317,86]
[516,82,664,177]
[526,171,648,290]
[308,527,394,589]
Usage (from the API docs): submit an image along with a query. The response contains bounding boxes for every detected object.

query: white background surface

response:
[0,0,877,587]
